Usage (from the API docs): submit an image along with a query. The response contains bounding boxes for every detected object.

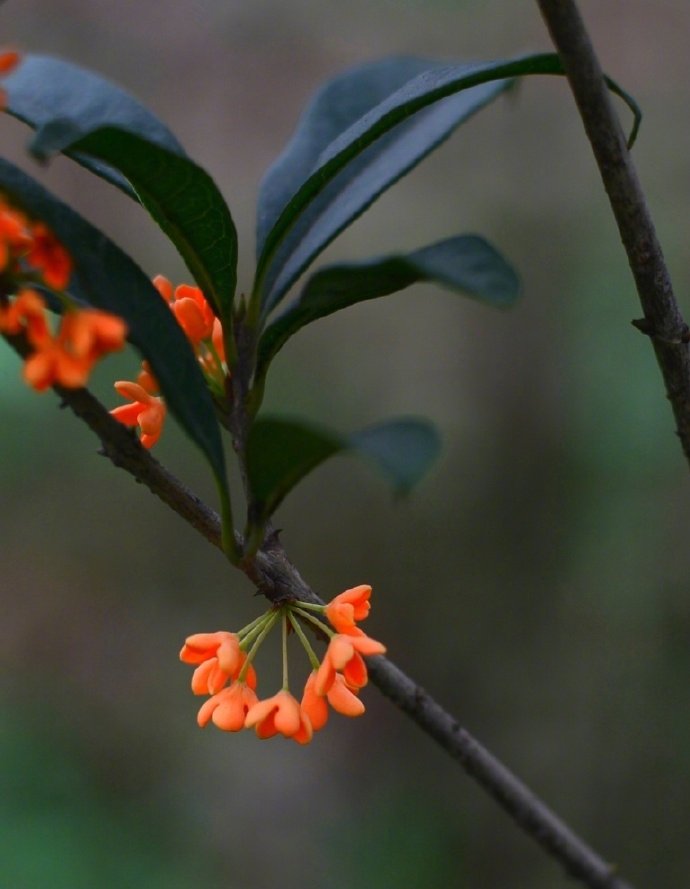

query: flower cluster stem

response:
[281,610,289,690]
[238,609,279,682]
[291,605,332,638]
[288,610,321,671]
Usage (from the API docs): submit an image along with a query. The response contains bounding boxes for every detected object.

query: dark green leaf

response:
[348,418,442,494]
[255,57,511,311]
[5,55,238,331]
[256,56,447,253]
[0,158,227,489]
[254,53,640,311]
[246,417,342,519]
[246,415,440,521]
[37,127,238,331]
[4,54,184,195]
[257,235,519,375]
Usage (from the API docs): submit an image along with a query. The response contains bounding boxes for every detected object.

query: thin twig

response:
[536,0,690,466]
[32,372,631,889]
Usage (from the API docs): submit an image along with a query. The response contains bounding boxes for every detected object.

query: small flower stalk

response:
[179,585,385,745]
[0,193,127,389]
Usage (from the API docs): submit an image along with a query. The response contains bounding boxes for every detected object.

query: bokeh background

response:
[2,1,689,886]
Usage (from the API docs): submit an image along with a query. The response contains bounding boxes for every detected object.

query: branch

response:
[38,373,632,889]
[536,0,690,466]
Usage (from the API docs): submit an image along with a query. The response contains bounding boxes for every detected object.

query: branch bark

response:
[536,0,690,466]
[38,375,632,889]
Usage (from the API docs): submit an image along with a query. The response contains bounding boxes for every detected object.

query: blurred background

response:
[1,1,689,886]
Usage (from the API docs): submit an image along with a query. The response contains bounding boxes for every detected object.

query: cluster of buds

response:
[0,194,127,390]
[110,275,227,448]
[179,585,386,744]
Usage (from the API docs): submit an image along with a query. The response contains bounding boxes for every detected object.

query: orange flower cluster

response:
[0,195,127,390]
[110,275,227,448]
[180,585,386,744]
[0,194,72,290]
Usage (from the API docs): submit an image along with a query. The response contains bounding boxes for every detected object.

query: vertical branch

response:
[536,0,690,467]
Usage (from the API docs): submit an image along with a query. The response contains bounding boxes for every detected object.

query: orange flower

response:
[314,632,386,696]
[0,49,20,74]
[0,201,32,273]
[244,690,313,744]
[152,274,174,303]
[153,274,215,345]
[20,306,127,391]
[197,681,259,731]
[60,307,127,357]
[191,657,231,695]
[111,380,166,448]
[301,669,364,731]
[300,670,329,731]
[325,584,372,635]
[136,361,158,394]
[24,338,88,390]
[26,221,72,290]
[180,630,258,695]
[326,673,365,717]
[0,50,21,112]
[211,317,225,363]
[180,631,242,671]
[0,287,50,344]
[171,284,214,345]
[0,196,72,292]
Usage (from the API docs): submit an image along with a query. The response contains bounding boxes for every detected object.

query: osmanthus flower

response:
[111,274,228,448]
[197,681,259,731]
[0,194,73,288]
[179,630,257,695]
[301,669,364,731]
[0,49,20,111]
[23,307,127,391]
[25,221,72,290]
[111,381,167,449]
[325,584,372,635]
[313,632,386,697]
[1,291,127,392]
[154,276,214,346]
[0,288,50,344]
[180,586,385,744]
[0,201,32,273]
[245,689,313,744]
[0,194,125,390]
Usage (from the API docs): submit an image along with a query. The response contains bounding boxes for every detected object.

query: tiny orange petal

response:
[301,671,329,731]
[327,674,365,717]
[0,50,20,74]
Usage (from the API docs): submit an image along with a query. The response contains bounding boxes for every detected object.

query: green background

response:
[2,1,689,886]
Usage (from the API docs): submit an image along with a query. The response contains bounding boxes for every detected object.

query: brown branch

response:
[33,373,631,889]
[536,0,690,466]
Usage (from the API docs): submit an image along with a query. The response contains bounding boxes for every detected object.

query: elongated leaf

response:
[246,415,440,521]
[255,60,509,311]
[3,54,184,195]
[0,158,227,488]
[256,56,447,252]
[4,55,238,330]
[36,126,238,329]
[254,52,640,311]
[257,235,519,376]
